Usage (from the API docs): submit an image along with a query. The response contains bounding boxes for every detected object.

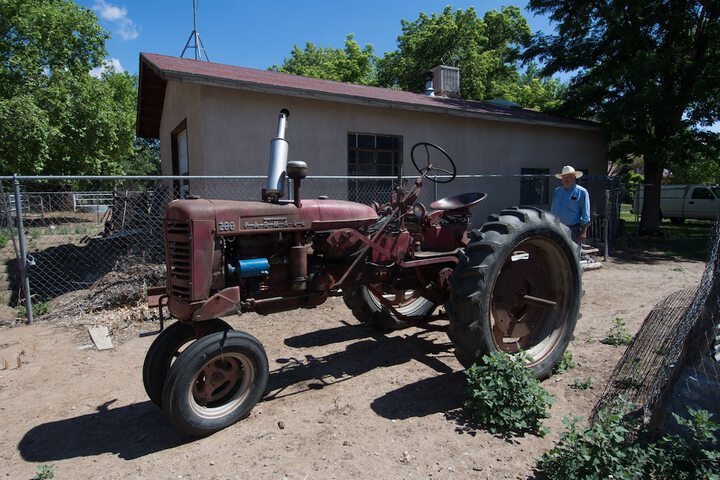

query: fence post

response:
[604,189,610,261]
[12,175,33,324]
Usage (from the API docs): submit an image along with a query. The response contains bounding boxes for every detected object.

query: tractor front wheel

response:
[143,319,232,407]
[446,207,581,379]
[161,330,269,437]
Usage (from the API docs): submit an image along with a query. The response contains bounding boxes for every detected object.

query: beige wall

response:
[159,81,607,216]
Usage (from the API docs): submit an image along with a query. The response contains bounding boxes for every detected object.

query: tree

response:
[376,6,564,106]
[527,0,720,234]
[0,0,142,176]
[270,34,376,85]
[496,62,568,111]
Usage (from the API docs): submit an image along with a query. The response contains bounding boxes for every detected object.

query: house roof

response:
[137,52,598,139]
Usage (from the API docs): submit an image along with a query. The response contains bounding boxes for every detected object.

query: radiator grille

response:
[166,221,192,300]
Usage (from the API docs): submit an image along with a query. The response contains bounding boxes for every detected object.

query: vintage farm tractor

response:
[144,109,581,436]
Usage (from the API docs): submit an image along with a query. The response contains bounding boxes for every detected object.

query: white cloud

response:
[93,0,140,41]
[90,57,125,78]
[93,0,126,21]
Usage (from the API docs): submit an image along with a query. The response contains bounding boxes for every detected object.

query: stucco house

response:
[136,53,607,217]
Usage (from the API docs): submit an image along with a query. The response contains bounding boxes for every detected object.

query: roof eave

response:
[157,69,600,132]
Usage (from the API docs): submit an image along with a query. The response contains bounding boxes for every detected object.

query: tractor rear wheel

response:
[143,319,232,407]
[446,207,581,379]
[343,285,436,332]
[162,330,269,437]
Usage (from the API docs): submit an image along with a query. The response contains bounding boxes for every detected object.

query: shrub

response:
[536,398,720,479]
[536,399,654,479]
[464,351,553,437]
[0,231,9,249]
[16,302,50,318]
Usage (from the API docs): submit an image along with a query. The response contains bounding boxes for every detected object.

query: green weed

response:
[536,399,720,479]
[31,464,54,480]
[464,351,553,437]
[602,317,634,346]
[553,350,577,374]
[570,377,593,390]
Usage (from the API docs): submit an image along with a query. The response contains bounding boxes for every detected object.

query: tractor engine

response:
[162,109,378,322]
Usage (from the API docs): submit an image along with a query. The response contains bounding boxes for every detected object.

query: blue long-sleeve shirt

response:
[551,184,590,226]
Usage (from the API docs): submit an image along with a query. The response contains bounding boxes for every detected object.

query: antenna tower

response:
[181,0,209,61]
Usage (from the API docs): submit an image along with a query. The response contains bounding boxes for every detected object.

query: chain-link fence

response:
[0,173,621,323]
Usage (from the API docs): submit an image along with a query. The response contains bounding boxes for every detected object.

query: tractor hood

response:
[165,198,378,234]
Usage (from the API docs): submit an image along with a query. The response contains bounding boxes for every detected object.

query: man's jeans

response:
[569,224,583,260]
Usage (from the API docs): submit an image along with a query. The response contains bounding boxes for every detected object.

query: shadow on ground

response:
[19,323,469,463]
[18,400,192,462]
[269,323,457,405]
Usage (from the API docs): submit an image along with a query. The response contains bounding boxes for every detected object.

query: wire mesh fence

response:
[591,222,720,439]
[0,173,622,323]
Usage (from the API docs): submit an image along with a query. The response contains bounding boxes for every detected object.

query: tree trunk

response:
[639,161,664,235]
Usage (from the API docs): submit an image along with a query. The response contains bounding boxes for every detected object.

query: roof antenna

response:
[181,0,209,61]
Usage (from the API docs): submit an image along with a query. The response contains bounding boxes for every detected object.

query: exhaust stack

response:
[263,109,290,202]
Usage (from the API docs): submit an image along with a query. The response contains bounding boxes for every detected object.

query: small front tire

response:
[142,319,232,407]
[162,330,269,437]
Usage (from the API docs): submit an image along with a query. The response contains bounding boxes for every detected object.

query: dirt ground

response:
[0,251,706,480]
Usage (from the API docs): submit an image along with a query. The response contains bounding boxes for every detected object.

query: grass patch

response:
[618,203,714,261]
[620,204,714,262]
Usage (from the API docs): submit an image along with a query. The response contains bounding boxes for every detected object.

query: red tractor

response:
[144,109,581,436]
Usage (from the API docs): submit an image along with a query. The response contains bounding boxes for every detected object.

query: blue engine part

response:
[227,258,269,278]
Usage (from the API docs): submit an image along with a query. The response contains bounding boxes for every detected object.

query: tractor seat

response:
[429,192,486,211]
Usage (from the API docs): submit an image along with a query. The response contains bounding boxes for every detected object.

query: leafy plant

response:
[32,464,54,480]
[553,350,577,374]
[570,377,593,390]
[536,398,720,479]
[653,409,720,479]
[536,398,653,479]
[0,231,9,248]
[16,301,49,318]
[464,351,553,437]
[602,317,634,346]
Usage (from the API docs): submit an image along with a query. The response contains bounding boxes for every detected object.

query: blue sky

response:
[76,1,554,75]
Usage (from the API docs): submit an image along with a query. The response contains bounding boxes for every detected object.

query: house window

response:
[520,168,549,205]
[347,133,402,203]
[171,119,189,197]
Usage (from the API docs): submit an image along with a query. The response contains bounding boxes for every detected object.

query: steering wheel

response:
[410,142,457,184]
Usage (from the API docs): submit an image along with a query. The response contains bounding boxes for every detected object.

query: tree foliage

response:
[527,0,720,233]
[375,6,565,109]
[0,0,146,176]
[270,34,376,85]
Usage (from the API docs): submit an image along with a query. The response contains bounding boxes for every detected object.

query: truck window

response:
[691,187,714,200]
[712,187,720,199]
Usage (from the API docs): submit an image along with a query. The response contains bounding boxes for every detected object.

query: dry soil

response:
[0,251,706,480]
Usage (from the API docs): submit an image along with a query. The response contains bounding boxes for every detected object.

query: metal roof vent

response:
[423,71,435,96]
[431,65,460,98]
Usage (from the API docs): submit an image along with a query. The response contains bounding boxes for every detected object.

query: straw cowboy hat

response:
[555,165,584,179]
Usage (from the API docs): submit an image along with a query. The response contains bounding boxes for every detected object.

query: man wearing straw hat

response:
[551,165,590,249]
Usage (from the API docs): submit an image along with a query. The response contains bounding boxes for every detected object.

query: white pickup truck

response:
[632,184,720,224]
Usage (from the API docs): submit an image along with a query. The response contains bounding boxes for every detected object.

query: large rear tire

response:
[446,207,581,379]
[343,285,436,332]
[161,330,268,437]
[142,319,232,407]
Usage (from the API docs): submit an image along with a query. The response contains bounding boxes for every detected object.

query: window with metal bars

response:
[347,133,402,203]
